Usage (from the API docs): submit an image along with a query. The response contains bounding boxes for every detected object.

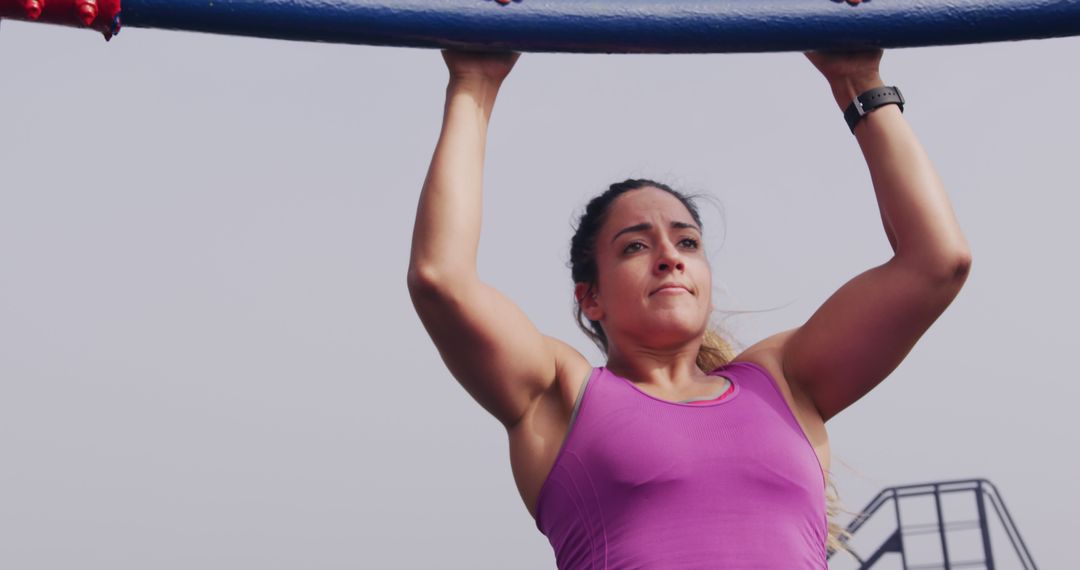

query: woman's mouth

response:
[650,284,690,296]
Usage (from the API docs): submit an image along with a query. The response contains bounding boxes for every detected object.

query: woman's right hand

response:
[441,49,520,85]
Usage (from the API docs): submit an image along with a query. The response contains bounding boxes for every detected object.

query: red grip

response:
[0,0,121,40]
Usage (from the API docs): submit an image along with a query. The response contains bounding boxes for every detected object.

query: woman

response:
[407,48,971,568]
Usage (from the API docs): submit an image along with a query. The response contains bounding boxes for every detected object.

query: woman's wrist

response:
[828,72,886,111]
[444,76,503,123]
[447,76,505,111]
[448,73,506,94]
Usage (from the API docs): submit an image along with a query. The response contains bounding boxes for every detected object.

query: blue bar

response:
[119,0,1080,53]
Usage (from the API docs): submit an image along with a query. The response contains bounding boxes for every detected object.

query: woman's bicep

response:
[408,274,561,429]
[781,258,969,422]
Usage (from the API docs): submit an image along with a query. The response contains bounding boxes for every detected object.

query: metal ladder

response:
[827,478,1037,569]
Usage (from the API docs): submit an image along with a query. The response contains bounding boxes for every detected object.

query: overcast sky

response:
[1,18,1077,569]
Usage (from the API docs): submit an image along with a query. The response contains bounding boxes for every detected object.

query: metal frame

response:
[828,478,1037,570]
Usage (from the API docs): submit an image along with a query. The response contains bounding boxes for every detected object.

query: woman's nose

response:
[655,246,685,273]
[657,259,684,272]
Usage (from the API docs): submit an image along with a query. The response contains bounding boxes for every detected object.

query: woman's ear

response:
[575,282,603,321]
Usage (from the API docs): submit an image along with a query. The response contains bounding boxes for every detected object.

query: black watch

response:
[844,86,905,134]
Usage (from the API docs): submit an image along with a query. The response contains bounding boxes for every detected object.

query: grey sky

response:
[1,19,1077,569]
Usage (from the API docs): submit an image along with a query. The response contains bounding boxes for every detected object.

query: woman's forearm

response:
[408,77,503,284]
[832,75,972,277]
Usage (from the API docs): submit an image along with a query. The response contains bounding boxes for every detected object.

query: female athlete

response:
[406,48,971,568]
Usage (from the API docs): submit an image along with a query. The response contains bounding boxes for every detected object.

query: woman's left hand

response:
[805,48,886,111]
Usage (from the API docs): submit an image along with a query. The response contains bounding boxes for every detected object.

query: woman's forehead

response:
[605,188,696,232]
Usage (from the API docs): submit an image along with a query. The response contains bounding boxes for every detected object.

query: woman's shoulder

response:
[542,335,594,409]
[728,328,797,378]
[544,335,592,380]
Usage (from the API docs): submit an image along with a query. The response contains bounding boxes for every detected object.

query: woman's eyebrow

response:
[611,221,701,243]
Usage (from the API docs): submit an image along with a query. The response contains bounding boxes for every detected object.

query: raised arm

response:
[772,49,973,422]
[407,51,575,429]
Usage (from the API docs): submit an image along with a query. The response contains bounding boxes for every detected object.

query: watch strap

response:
[844,85,905,134]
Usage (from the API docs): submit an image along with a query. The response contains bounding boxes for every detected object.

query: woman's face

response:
[578,187,714,349]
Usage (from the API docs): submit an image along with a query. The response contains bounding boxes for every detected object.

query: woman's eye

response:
[624,239,697,254]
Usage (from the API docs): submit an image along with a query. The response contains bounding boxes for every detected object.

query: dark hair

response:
[568,178,734,371]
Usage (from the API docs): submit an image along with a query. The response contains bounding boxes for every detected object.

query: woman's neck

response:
[605,343,710,390]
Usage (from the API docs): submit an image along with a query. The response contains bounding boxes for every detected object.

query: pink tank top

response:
[534,361,828,569]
